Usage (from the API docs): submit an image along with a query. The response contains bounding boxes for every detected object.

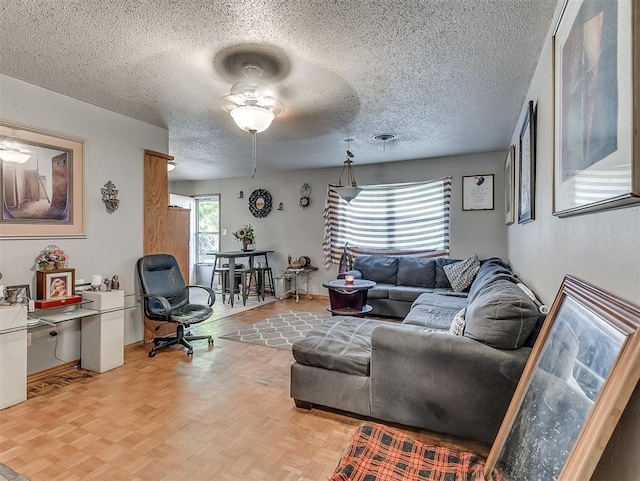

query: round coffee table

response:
[323,279,376,317]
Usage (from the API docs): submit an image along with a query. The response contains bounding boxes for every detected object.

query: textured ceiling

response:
[0,0,557,180]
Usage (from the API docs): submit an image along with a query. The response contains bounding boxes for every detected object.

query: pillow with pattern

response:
[443,255,480,292]
[449,307,466,335]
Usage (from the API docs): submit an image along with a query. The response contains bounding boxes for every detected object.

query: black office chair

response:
[136,254,215,357]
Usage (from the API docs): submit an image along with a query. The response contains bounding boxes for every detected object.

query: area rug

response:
[330,423,496,481]
[219,310,330,350]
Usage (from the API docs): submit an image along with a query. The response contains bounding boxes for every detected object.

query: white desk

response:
[0,305,27,409]
[81,290,125,373]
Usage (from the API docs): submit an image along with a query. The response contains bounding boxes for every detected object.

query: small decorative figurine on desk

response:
[103,277,112,292]
[111,275,120,290]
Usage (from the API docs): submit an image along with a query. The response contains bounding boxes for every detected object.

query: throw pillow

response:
[443,255,480,292]
[449,307,466,336]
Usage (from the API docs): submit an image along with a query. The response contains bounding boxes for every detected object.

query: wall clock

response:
[248,189,272,218]
[299,183,311,209]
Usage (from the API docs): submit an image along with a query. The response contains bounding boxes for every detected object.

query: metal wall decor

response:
[299,183,311,208]
[248,188,272,218]
[101,180,119,213]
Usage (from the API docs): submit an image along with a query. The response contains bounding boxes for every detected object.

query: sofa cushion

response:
[366,283,395,299]
[396,257,436,287]
[443,255,480,292]
[449,308,466,335]
[467,257,519,303]
[434,258,460,288]
[353,256,399,285]
[464,280,539,349]
[411,291,469,310]
[388,286,435,303]
[402,304,458,330]
[292,317,390,376]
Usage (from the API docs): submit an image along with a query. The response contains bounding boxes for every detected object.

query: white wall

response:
[506,2,640,479]
[171,150,508,294]
[0,75,168,373]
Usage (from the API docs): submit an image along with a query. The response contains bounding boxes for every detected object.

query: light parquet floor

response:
[0,297,488,481]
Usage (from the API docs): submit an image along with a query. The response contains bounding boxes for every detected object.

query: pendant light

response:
[335,139,363,202]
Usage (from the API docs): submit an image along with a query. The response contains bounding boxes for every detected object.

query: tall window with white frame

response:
[196,196,220,265]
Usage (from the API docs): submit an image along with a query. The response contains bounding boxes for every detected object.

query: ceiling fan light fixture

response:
[221,62,283,134]
[229,105,276,133]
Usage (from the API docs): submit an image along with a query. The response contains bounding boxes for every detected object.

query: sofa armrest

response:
[337,269,363,280]
[370,324,531,445]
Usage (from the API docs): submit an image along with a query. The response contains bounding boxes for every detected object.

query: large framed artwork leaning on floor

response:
[485,275,640,481]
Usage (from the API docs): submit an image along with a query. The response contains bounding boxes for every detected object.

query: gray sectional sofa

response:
[338,255,467,318]
[290,256,545,445]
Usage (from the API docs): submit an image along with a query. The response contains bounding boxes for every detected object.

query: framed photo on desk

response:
[36,268,75,300]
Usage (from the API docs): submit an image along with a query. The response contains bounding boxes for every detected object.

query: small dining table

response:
[209,250,274,307]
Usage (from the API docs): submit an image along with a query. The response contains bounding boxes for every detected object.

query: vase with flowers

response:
[35,245,69,271]
[233,224,255,251]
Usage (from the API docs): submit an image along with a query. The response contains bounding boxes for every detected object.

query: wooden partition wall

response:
[142,149,190,342]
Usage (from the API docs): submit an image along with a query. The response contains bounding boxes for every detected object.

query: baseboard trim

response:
[27,340,146,382]
[27,360,80,383]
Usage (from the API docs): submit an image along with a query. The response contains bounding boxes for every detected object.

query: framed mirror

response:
[248,188,272,218]
[485,276,640,481]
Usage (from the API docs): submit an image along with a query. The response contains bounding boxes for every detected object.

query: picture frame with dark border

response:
[552,0,640,217]
[485,275,640,481]
[504,145,515,225]
[518,101,536,224]
[36,268,75,300]
[462,174,494,211]
[0,122,85,238]
[5,284,31,305]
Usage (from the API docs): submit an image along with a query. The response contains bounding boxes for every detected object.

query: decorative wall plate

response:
[248,189,273,218]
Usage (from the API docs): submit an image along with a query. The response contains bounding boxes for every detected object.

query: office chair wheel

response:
[187,348,194,356]
[149,350,156,358]
[208,337,214,345]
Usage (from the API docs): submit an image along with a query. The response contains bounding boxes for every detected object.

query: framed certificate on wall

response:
[462,174,494,211]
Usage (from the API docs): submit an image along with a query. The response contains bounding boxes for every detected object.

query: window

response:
[323,177,451,266]
[196,196,220,264]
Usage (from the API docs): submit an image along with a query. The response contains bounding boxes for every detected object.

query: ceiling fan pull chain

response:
[251,130,257,178]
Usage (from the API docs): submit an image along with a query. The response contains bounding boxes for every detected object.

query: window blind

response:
[323,177,451,267]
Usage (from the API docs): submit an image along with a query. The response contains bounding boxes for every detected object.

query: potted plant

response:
[233,224,255,251]
[35,245,69,271]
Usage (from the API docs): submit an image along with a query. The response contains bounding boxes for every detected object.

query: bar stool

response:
[235,266,256,306]
[216,263,245,304]
[254,265,275,301]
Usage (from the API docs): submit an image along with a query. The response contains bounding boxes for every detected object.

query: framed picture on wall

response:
[518,101,536,224]
[485,275,640,481]
[552,0,640,217]
[462,174,494,211]
[36,268,75,300]
[505,145,516,225]
[0,122,86,238]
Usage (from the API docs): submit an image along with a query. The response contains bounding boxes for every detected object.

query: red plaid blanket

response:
[330,423,499,481]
